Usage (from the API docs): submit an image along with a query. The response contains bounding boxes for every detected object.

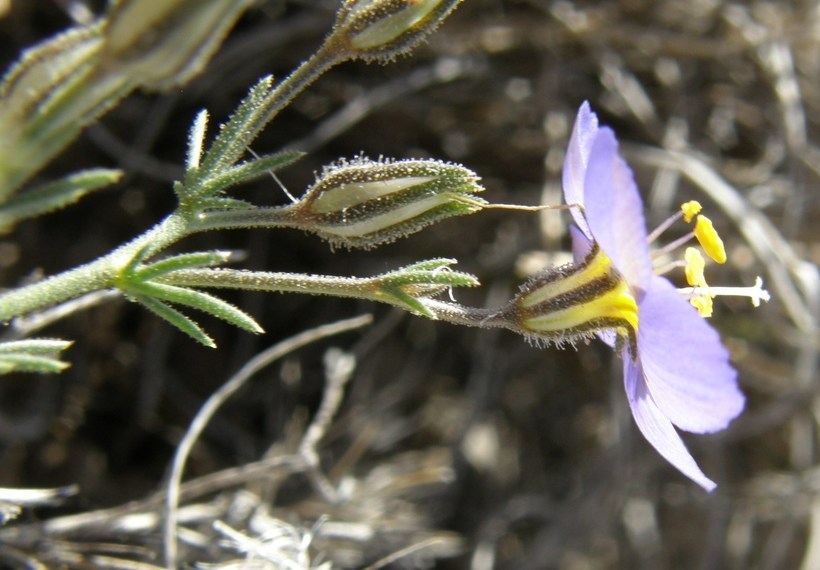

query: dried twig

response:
[163,314,372,569]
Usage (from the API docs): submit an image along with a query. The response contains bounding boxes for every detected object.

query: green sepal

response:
[130,294,215,348]
[375,259,479,316]
[383,258,479,291]
[0,169,122,232]
[129,281,263,335]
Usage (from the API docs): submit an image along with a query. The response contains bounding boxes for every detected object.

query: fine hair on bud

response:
[334,0,464,63]
[288,155,485,249]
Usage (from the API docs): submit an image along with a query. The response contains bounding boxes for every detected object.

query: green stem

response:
[160,268,513,330]
[250,37,350,145]
[0,37,352,323]
[0,31,354,324]
[0,213,189,322]
[189,206,299,233]
[421,298,512,330]
[159,267,382,301]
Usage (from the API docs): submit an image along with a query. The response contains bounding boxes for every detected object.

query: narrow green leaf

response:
[378,287,435,318]
[186,109,209,172]
[0,339,73,355]
[400,258,458,271]
[0,168,121,231]
[136,251,233,281]
[197,76,273,178]
[131,294,216,348]
[121,243,155,278]
[132,281,263,334]
[0,353,70,374]
[0,339,74,375]
[197,150,304,196]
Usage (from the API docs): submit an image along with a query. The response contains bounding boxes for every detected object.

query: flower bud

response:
[0,24,103,123]
[333,0,463,62]
[292,156,485,249]
[102,0,254,90]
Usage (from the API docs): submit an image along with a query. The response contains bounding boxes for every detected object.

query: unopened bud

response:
[292,156,485,249]
[0,24,103,122]
[334,0,463,62]
[102,0,254,90]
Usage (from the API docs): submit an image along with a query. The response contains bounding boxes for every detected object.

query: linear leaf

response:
[0,353,70,374]
[133,281,262,334]
[0,339,73,355]
[378,287,435,318]
[0,169,121,231]
[196,76,273,179]
[197,150,304,196]
[136,251,233,281]
[0,339,74,375]
[186,109,209,172]
[131,294,216,347]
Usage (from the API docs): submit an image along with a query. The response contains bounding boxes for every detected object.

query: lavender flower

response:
[562,103,745,491]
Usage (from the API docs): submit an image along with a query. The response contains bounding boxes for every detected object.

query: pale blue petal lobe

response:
[569,224,593,263]
[624,356,718,492]
[638,277,745,434]
[583,129,653,289]
[563,102,598,237]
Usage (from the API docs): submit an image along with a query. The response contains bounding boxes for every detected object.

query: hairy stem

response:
[160,268,513,330]
[189,206,298,233]
[0,213,189,322]
[0,36,351,324]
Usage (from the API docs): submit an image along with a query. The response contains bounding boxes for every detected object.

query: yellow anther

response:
[684,247,707,287]
[693,215,727,264]
[690,295,714,318]
[681,200,702,223]
[682,246,716,317]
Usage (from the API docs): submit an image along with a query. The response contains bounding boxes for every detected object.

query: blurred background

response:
[0,1,817,568]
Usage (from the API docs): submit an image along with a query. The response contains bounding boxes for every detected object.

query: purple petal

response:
[637,276,745,434]
[563,102,598,237]
[583,129,654,290]
[569,224,593,263]
[624,356,718,492]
